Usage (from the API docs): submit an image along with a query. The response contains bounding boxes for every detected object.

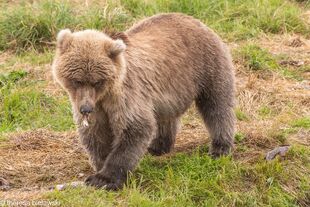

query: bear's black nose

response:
[80,105,93,115]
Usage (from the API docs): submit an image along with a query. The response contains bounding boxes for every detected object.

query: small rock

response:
[55,184,65,191]
[49,181,85,191]
[266,146,290,161]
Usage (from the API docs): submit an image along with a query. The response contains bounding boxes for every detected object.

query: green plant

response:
[235,108,249,121]
[238,44,279,71]
[291,117,310,129]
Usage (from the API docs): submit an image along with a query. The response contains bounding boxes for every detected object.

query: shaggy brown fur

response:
[52,13,236,190]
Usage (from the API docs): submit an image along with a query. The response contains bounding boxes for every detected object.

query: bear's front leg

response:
[85,114,156,190]
[78,110,114,172]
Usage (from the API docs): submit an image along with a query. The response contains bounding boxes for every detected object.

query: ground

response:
[0,0,309,206]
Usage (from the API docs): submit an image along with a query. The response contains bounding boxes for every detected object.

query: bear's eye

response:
[93,81,102,88]
[73,80,83,87]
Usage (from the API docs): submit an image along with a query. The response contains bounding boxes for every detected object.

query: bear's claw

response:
[210,142,233,158]
[85,173,120,191]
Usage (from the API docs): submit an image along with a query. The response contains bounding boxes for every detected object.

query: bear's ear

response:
[110,32,129,45]
[108,39,126,59]
[56,29,72,53]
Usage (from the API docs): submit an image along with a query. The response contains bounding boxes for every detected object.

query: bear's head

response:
[52,29,126,125]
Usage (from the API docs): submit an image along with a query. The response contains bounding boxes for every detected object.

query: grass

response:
[0,50,74,134]
[0,0,130,53]
[0,69,74,133]
[267,117,309,144]
[290,117,310,129]
[258,106,274,119]
[0,50,54,73]
[0,87,73,132]
[270,128,297,144]
[0,0,309,206]
[235,132,246,143]
[236,44,306,80]
[235,108,249,121]
[237,44,279,71]
[0,70,27,86]
[122,0,310,39]
[0,0,309,52]
[45,146,310,206]
[0,1,75,52]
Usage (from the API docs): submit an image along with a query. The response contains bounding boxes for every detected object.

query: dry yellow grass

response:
[0,130,91,190]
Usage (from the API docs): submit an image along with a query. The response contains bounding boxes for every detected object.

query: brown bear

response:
[52,13,236,190]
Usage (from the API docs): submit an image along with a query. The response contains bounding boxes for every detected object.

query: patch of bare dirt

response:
[0,52,12,70]
[175,125,209,152]
[0,129,91,198]
[235,69,309,145]
[259,34,310,59]
[259,34,310,79]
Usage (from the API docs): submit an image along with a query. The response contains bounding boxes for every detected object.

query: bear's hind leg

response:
[148,118,180,156]
[195,87,235,157]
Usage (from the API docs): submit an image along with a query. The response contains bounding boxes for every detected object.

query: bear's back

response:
[121,13,233,119]
[127,13,201,35]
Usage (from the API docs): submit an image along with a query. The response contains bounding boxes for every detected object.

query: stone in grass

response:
[49,181,85,191]
[266,145,290,161]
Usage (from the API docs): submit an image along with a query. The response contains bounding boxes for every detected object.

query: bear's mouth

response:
[81,114,90,128]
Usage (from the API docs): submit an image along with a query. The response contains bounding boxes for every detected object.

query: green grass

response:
[0,50,74,133]
[0,50,54,73]
[269,117,310,144]
[0,1,75,52]
[45,146,310,207]
[122,0,310,40]
[0,69,74,133]
[14,50,54,66]
[0,70,27,86]
[270,127,297,144]
[290,117,310,129]
[0,50,72,143]
[235,108,249,121]
[0,133,8,142]
[236,44,305,80]
[237,44,279,71]
[235,132,246,143]
[258,105,275,119]
[0,0,309,52]
[0,0,130,53]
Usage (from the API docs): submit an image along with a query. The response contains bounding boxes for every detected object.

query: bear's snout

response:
[80,104,94,115]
